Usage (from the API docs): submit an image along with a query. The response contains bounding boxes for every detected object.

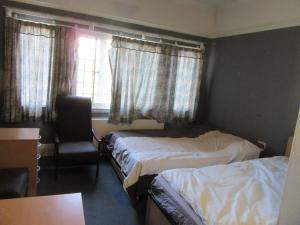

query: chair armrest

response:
[54,134,60,156]
[92,129,102,154]
[92,129,101,143]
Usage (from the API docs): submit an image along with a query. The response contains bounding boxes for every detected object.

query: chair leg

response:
[96,160,100,179]
[54,143,59,180]
[55,164,59,180]
[55,155,59,180]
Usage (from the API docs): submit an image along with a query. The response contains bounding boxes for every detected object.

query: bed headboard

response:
[285,136,294,157]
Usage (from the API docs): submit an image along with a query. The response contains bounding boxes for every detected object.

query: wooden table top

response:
[0,193,85,225]
[0,128,40,140]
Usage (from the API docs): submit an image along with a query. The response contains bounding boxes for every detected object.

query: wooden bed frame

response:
[105,140,143,202]
[108,150,155,202]
[109,152,126,183]
[146,196,172,225]
[103,136,159,202]
[101,137,126,183]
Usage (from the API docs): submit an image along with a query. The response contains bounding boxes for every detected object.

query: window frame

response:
[75,30,112,111]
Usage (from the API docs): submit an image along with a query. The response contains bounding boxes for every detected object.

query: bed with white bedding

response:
[109,130,262,200]
[147,156,288,225]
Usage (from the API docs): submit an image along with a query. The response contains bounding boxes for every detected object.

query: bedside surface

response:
[0,128,40,140]
[0,193,85,225]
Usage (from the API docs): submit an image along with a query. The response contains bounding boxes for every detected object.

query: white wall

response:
[278,109,300,225]
[39,119,163,156]
[16,0,216,38]
[92,118,164,138]
[215,0,300,37]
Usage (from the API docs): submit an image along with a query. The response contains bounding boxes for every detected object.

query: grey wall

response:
[207,27,300,156]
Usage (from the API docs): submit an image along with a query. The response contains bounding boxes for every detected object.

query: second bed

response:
[147,156,288,225]
[105,125,263,201]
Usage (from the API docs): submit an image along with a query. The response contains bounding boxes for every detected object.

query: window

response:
[19,29,53,109]
[76,33,112,110]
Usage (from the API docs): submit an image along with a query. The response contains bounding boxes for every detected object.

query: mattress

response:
[157,156,288,225]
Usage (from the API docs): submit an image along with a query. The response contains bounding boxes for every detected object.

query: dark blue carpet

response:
[38,157,145,225]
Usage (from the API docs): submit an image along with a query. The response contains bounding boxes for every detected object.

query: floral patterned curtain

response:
[1,18,77,122]
[109,36,204,124]
[45,26,78,121]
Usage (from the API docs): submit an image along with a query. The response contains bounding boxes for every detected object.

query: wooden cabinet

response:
[0,128,40,196]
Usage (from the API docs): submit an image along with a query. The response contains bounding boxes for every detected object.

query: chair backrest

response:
[55,95,93,142]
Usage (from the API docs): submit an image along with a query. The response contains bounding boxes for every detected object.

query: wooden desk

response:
[0,193,86,225]
[0,128,40,196]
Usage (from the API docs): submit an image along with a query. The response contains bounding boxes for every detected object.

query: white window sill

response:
[92,117,109,121]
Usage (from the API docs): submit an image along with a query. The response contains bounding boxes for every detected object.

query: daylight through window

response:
[76,33,112,110]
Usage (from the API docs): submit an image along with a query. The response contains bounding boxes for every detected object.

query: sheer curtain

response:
[45,26,77,121]
[109,36,204,124]
[1,18,77,122]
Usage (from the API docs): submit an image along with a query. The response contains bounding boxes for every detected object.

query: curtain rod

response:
[112,34,205,51]
[4,6,208,48]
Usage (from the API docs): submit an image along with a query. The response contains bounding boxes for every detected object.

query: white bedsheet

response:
[161,156,288,225]
[112,130,262,189]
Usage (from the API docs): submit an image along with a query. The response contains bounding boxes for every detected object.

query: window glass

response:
[76,34,112,110]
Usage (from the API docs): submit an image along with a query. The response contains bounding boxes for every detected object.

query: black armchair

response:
[54,95,101,179]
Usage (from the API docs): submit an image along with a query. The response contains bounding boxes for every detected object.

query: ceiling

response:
[10,0,300,38]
